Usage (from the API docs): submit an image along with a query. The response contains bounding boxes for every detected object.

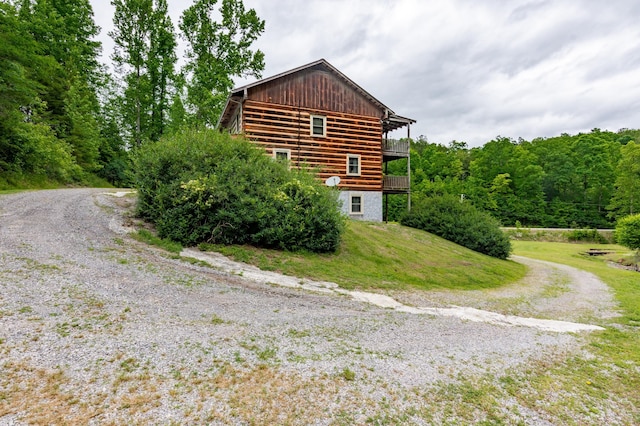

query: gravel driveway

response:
[0,189,618,424]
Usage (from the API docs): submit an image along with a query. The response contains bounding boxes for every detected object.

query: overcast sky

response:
[90,0,640,147]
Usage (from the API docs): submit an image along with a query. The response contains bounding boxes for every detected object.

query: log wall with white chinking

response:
[242,99,383,191]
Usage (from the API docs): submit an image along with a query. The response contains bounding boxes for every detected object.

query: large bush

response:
[131,129,345,252]
[616,214,640,251]
[401,194,512,259]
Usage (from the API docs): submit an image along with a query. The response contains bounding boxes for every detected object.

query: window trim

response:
[349,193,364,215]
[310,114,326,137]
[346,154,361,176]
[273,148,291,162]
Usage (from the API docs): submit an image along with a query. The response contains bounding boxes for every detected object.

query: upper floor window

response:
[347,154,361,176]
[310,115,326,137]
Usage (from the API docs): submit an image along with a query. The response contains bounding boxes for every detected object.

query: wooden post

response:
[407,124,411,212]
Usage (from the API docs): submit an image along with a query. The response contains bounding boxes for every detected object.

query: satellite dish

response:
[325,176,341,187]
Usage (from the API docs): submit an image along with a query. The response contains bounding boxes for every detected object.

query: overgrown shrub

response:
[616,214,640,251]
[565,228,609,244]
[131,128,345,252]
[401,195,511,259]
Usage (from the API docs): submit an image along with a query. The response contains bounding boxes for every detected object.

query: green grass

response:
[131,229,183,254]
[0,172,114,191]
[511,241,640,423]
[200,221,526,291]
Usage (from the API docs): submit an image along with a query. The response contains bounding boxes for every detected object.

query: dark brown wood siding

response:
[246,69,384,118]
[242,100,383,191]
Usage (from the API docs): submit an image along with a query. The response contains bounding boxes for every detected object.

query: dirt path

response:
[390,255,620,326]
[0,188,620,425]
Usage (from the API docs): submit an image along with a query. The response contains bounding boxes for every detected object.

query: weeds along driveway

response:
[0,188,616,424]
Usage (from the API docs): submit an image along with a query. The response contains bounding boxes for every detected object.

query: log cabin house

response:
[217,59,415,221]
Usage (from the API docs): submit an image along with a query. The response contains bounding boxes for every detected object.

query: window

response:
[350,194,363,215]
[310,115,326,137]
[273,148,291,162]
[346,154,361,176]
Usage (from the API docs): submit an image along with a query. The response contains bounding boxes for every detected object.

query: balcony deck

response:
[383,175,410,193]
[382,139,409,160]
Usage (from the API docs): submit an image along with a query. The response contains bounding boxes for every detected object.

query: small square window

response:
[347,155,360,176]
[273,149,291,162]
[350,195,363,215]
[310,115,326,137]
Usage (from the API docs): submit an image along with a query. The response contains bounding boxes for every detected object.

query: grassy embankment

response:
[0,174,113,192]
[195,226,639,423]
[131,219,640,423]
[198,220,526,291]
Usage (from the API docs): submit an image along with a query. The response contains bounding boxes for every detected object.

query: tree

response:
[110,0,178,146]
[608,141,640,218]
[467,137,545,225]
[110,0,153,147]
[148,0,177,141]
[1,0,82,182]
[571,134,617,227]
[616,214,640,256]
[180,0,265,127]
[64,79,102,171]
[15,0,104,175]
[0,1,40,173]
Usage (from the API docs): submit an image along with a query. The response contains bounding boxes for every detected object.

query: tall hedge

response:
[131,129,345,252]
[401,194,512,259]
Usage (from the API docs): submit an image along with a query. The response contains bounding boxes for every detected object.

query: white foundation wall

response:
[337,191,383,222]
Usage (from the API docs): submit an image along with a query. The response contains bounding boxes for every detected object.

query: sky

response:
[90,0,640,147]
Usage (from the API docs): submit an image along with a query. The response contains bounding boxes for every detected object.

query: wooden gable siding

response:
[246,69,384,118]
[242,100,383,191]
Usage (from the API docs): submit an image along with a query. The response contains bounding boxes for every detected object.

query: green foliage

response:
[131,128,345,252]
[468,136,545,225]
[565,229,609,244]
[180,0,265,126]
[0,0,123,188]
[505,227,614,243]
[616,214,640,251]
[147,0,177,142]
[110,0,155,147]
[608,141,640,219]
[407,129,634,229]
[401,194,512,259]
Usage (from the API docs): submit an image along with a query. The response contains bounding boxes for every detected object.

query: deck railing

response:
[382,139,409,156]
[383,175,410,192]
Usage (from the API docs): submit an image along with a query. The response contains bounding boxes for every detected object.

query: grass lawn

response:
[199,220,526,292]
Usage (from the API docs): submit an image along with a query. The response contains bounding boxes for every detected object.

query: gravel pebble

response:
[0,188,619,424]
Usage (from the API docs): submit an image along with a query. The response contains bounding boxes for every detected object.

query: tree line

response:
[388,128,640,228]
[0,0,264,188]
[1,0,637,230]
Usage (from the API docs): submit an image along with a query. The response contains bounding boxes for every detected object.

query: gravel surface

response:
[0,189,620,424]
